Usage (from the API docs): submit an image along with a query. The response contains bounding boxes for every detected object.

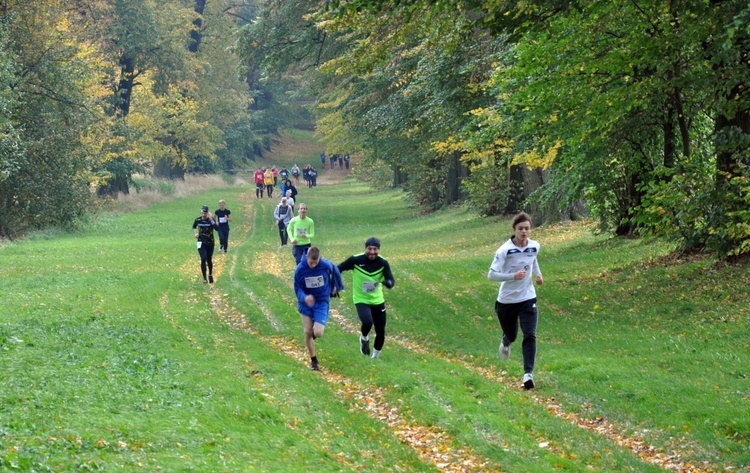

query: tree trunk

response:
[393,166,408,187]
[715,84,750,188]
[188,0,206,53]
[505,163,525,214]
[116,54,135,117]
[663,100,676,170]
[444,151,467,205]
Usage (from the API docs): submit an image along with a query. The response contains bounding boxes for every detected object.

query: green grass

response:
[2,178,748,472]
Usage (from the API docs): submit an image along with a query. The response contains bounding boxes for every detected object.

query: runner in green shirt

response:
[338,237,395,359]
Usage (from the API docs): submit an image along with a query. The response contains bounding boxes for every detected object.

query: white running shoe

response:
[500,342,510,361]
[523,373,535,389]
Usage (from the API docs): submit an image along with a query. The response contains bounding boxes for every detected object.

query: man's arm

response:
[382,260,395,289]
[337,255,356,272]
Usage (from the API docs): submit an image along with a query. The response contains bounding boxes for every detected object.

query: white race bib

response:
[197,241,202,249]
[304,276,324,289]
[362,281,379,293]
[219,217,227,224]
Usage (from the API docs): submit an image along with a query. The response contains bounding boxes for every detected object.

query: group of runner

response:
[321,152,350,170]
[192,180,543,389]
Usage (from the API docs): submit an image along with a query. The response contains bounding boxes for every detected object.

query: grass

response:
[2,172,749,470]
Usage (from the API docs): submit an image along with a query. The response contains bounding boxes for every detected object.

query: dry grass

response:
[111,174,248,212]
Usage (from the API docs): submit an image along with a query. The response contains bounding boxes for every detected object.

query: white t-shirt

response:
[488,237,541,304]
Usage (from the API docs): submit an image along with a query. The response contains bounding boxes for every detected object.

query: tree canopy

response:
[240,0,750,258]
[2,0,749,258]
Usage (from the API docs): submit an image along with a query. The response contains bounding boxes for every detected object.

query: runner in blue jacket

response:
[294,246,344,371]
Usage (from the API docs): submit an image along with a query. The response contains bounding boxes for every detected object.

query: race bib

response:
[362,281,379,293]
[296,228,307,237]
[219,217,227,224]
[304,276,324,289]
[197,241,202,249]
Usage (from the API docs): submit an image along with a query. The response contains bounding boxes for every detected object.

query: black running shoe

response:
[311,359,320,371]
[208,274,214,283]
[360,336,370,356]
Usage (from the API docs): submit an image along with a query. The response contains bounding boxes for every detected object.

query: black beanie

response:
[365,237,380,249]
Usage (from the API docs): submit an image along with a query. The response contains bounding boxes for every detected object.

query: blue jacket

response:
[294,258,344,304]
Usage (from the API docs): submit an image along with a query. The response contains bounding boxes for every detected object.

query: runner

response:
[287,203,315,264]
[273,197,294,246]
[192,205,219,283]
[214,199,232,253]
[264,167,275,198]
[253,167,265,198]
[488,211,543,389]
[338,237,395,359]
[294,246,344,371]
[291,164,300,185]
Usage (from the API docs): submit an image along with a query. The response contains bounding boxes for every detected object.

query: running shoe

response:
[311,359,320,371]
[208,274,214,283]
[523,373,535,389]
[500,342,510,361]
[360,335,370,356]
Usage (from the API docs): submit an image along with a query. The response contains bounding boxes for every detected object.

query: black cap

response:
[365,237,380,249]
[201,205,209,212]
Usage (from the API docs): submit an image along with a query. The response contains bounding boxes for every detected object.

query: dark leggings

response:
[217,226,229,250]
[356,303,387,351]
[495,298,538,374]
[277,221,288,245]
[198,242,215,279]
[292,244,310,264]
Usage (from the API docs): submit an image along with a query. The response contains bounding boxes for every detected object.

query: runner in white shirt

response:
[488,212,543,389]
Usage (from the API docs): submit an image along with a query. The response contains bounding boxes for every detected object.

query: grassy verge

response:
[2,178,748,471]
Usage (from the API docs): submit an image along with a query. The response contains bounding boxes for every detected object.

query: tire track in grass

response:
[326,312,716,473]
[225,200,287,331]
[158,291,367,473]
[205,284,502,473]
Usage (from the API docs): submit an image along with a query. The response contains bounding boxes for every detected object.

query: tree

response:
[0,1,112,236]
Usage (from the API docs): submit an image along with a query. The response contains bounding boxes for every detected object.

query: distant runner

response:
[214,199,232,253]
[192,205,219,283]
[287,203,315,264]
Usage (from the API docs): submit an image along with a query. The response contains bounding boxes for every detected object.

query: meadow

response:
[1,156,748,471]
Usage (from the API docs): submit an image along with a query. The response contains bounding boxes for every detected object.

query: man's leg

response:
[198,249,208,281]
[518,300,539,375]
[206,243,215,283]
[370,303,387,358]
[300,314,316,357]
[355,304,373,355]
[495,301,520,345]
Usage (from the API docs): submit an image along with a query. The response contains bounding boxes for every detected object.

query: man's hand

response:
[305,294,315,307]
